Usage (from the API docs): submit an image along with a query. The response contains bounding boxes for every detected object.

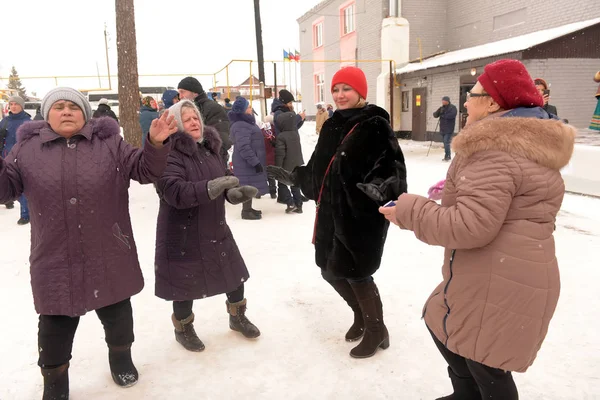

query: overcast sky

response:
[1,0,323,96]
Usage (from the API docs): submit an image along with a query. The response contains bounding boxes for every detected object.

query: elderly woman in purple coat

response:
[228,96,269,220]
[0,87,176,399]
[154,99,261,353]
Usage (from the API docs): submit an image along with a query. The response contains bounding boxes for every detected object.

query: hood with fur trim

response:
[170,125,221,157]
[452,114,576,170]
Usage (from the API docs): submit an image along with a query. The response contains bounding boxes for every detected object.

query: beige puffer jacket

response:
[395,116,576,372]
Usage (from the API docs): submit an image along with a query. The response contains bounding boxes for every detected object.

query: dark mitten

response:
[226,186,259,204]
[207,176,240,200]
[266,165,296,186]
[356,176,400,203]
[255,163,264,173]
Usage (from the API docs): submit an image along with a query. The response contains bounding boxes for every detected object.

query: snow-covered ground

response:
[1,122,599,399]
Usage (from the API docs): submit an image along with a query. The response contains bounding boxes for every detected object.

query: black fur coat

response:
[296,104,407,279]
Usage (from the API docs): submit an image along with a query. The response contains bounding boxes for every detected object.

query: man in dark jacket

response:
[92,98,119,122]
[0,96,31,222]
[274,111,304,213]
[433,96,457,161]
[178,77,232,169]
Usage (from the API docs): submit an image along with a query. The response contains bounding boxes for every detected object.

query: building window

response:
[315,74,325,103]
[314,23,323,48]
[342,4,355,35]
[402,91,410,112]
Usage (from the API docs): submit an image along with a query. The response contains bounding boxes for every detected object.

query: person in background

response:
[315,103,329,135]
[160,90,179,117]
[0,95,31,223]
[326,104,334,118]
[261,114,277,199]
[433,96,458,162]
[380,59,575,400]
[274,110,304,214]
[268,66,407,359]
[92,98,119,122]
[270,89,305,137]
[534,78,558,116]
[155,99,260,352]
[0,87,176,399]
[139,96,159,147]
[33,106,44,121]
[211,92,219,102]
[223,98,233,112]
[178,77,232,170]
[228,97,269,220]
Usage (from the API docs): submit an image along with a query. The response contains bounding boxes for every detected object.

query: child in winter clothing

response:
[274,111,305,213]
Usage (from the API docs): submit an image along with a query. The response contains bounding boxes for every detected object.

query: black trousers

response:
[38,298,134,368]
[429,327,518,399]
[268,178,277,195]
[277,182,302,207]
[173,284,245,320]
[321,269,373,284]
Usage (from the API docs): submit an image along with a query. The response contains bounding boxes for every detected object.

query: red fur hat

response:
[331,66,368,99]
[478,59,543,110]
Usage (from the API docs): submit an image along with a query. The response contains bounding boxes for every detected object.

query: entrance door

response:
[412,88,427,141]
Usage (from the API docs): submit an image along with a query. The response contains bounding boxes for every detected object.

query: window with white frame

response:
[314,23,323,48]
[315,74,325,103]
[342,4,355,35]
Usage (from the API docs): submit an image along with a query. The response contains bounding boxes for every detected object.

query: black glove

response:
[266,165,296,186]
[255,163,264,173]
[356,176,400,203]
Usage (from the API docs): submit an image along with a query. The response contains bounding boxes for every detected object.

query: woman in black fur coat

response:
[268,66,407,358]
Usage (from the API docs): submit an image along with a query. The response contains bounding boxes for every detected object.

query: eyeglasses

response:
[466,92,490,101]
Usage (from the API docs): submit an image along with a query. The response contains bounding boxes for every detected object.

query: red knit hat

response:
[477,59,543,110]
[331,66,368,99]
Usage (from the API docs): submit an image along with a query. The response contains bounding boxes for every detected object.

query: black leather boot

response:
[227,299,260,339]
[349,281,389,358]
[325,279,364,341]
[108,344,139,388]
[172,313,205,352]
[436,367,481,400]
[41,362,69,400]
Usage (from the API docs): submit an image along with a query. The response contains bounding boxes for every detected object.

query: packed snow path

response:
[1,122,598,399]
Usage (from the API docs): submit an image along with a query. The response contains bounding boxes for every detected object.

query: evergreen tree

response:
[8,66,28,100]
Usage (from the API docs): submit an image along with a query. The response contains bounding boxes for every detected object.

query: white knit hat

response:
[168,99,204,133]
[41,87,92,121]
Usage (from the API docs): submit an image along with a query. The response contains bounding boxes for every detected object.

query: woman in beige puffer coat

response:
[379,60,576,400]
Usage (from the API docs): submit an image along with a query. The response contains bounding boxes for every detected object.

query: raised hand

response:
[149,110,178,146]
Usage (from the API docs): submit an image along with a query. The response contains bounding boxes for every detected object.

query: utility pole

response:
[253,0,266,117]
[104,23,112,90]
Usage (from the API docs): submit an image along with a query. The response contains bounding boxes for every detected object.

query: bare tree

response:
[115,0,142,147]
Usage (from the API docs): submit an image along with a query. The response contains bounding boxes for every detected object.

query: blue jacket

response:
[270,99,304,136]
[502,106,558,120]
[139,106,158,147]
[1,111,31,157]
[228,112,269,195]
[433,103,458,135]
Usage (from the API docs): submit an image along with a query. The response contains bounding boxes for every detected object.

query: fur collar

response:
[171,126,221,156]
[452,117,576,170]
[17,117,120,143]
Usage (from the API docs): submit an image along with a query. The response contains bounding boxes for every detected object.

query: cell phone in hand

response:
[384,200,396,207]
[543,89,550,96]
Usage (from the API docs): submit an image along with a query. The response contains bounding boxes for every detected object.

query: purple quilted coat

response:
[0,117,171,317]
[154,127,249,301]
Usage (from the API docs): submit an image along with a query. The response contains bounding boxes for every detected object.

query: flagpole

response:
[282,51,286,93]
[288,51,292,103]
[294,58,299,110]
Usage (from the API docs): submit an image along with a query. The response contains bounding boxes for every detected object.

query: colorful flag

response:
[288,49,295,61]
[283,49,289,61]
[295,50,301,61]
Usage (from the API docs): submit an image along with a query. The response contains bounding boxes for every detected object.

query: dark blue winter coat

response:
[1,111,31,157]
[228,112,269,195]
[139,106,158,147]
[433,103,458,135]
[270,99,304,136]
